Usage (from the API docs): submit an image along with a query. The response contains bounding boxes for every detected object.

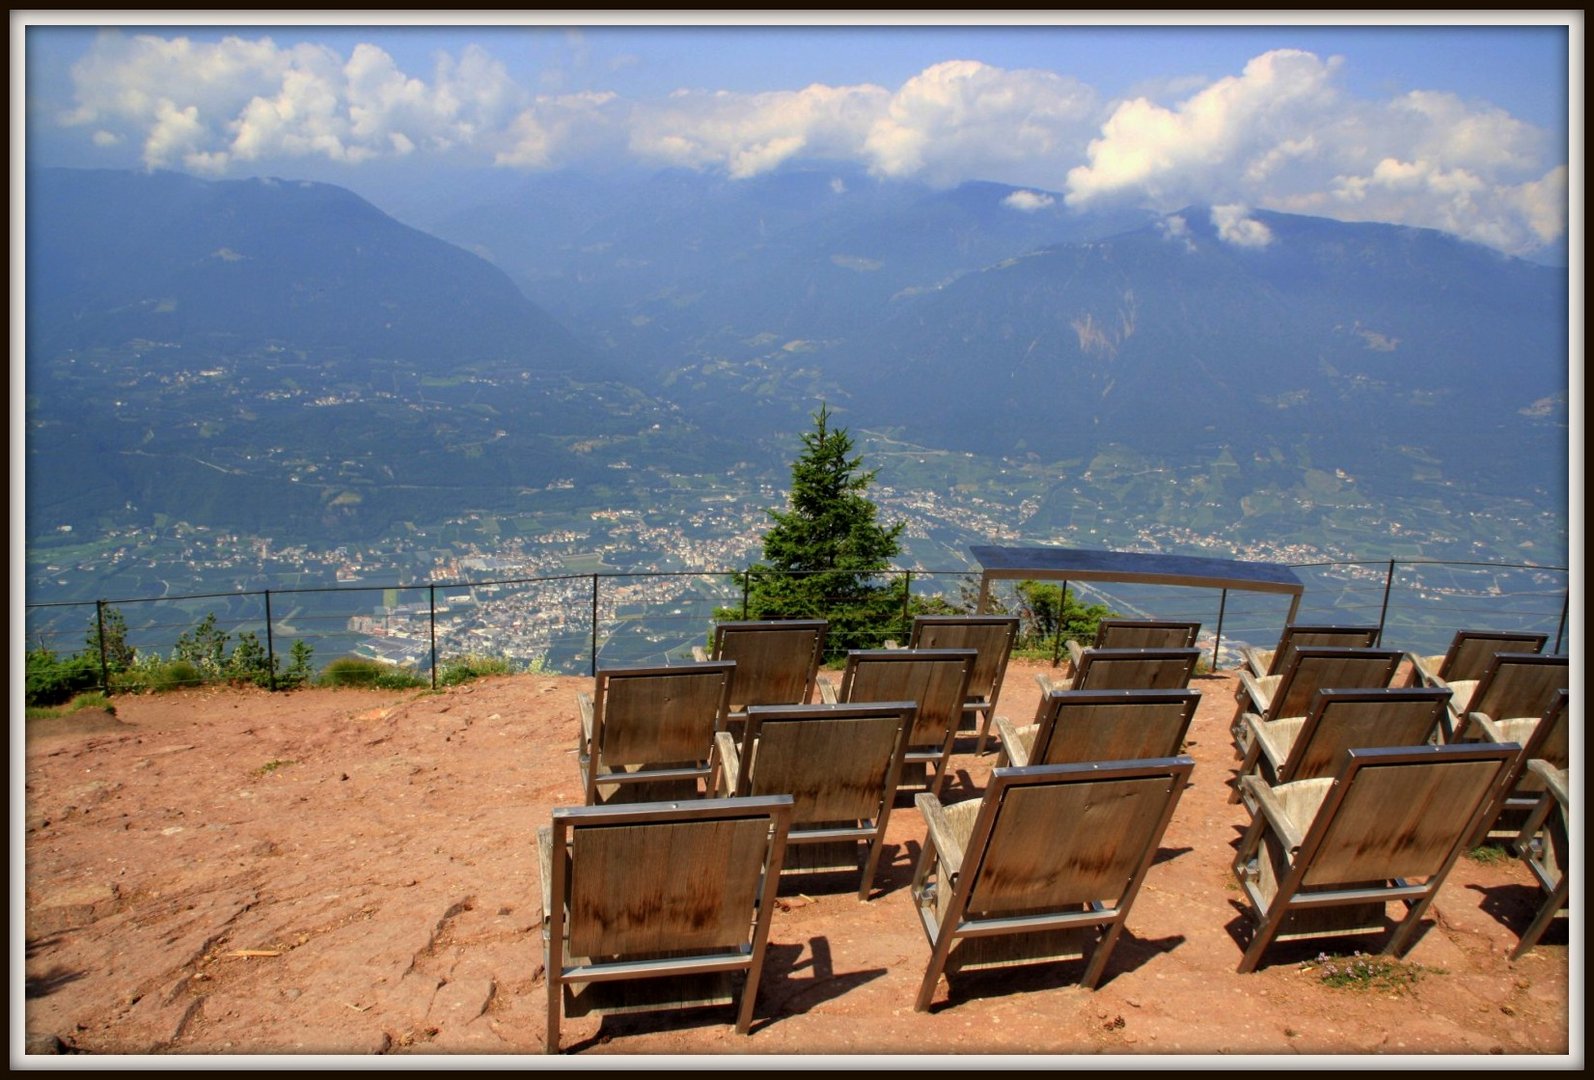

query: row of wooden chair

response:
[546,616,1568,1051]
[541,732,1557,1050]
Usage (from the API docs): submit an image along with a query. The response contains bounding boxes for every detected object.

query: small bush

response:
[25,648,102,707]
[1301,951,1433,993]
[437,653,514,687]
[26,692,116,721]
[318,656,427,690]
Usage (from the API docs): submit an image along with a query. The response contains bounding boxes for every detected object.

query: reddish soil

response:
[20,662,1572,1060]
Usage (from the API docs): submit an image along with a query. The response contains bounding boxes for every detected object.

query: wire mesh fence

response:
[23,556,1570,696]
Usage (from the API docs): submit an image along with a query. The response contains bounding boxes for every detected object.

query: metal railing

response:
[23,556,1571,694]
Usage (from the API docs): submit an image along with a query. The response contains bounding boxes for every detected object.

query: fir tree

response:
[735,405,907,658]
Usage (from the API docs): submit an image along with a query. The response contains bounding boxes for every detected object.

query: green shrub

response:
[318,656,427,690]
[25,691,116,721]
[25,648,101,707]
[437,653,514,687]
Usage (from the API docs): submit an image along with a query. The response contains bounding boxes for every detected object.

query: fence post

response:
[1052,581,1069,668]
[902,570,913,629]
[741,568,751,619]
[1556,590,1568,654]
[94,599,110,694]
[429,584,438,690]
[1213,588,1228,672]
[591,574,601,677]
[263,589,277,692]
[1376,560,1397,643]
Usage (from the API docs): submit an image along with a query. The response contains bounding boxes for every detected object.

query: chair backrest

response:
[1520,690,1571,773]
[1435,629,1547,683]
[589,661,733,767]
[959,758,1194,918]
[1277,687,1452,784]
[543,794,793,1045]
[1264,646,1404,722]
[1296,745,1515,890]
[1028,689,1200,766]
[906,615,1019,707]
[1463,653,1569,722]
[709,619,828,708]
[837,649,976,749]
[1071,647,1201,691]
[1093,618,1202,650]
[733,702,915,826]
[1263,624,1382,676]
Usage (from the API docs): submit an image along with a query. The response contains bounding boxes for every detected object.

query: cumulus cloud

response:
[60,32,528,172]
[1065,48,1564,254]
[1210,205,1274,248]
[46,33,1567,255]
[862,60,1097,186]
[1003,190,1055,212]
[1157,213,1196,252]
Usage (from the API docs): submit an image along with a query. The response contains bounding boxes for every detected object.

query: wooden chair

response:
[692,619,827,723]
[1231,645,1405,758]
[1241,623,1381,680]
[538,795,792,1051]
[1510,759,1569,958]
[1443,651,1568,744]
[713,701,915,900]
[818,649,976,799]
[909,757,1195,1009]
[1232,743,1516,973]
[1458,689,1569,846]
[1230,687,1452,809]
[895,614,1019,755]
[1035,647,1202,697]
[1405,628,1547,694]
[576,661,733,805]
[1064,618,1202,676]
[994,688,1199,769]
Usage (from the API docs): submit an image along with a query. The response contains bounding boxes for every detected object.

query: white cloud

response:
[1064,49,1564,254]
[1157,213,1196,252]
[1210,205,1274,248]
[1003,190,1055,212]
[47,34,1568,255]
[862,60,1096,186]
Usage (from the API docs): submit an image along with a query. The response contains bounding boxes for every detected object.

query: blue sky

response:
[14,13,1580,256]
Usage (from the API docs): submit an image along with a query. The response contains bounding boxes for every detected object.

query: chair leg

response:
[545,965,561,1053]
[1511,879,1569,959]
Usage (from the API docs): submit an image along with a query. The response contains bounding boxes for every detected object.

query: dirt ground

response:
[17,661,1576,1062]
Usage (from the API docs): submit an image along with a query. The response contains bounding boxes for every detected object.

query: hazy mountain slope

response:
[837,208,1568,471]
[25,167,595,372]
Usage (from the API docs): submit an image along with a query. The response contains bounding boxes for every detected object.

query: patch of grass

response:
[25,692,116,721]
[1466,843,1511,865]
[1300,951,1437,993]
[254,759,296,776]
[437,653,514,687]
[317,656,428,690]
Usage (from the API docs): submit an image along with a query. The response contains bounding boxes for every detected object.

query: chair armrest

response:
[915,794,969,879]
[1240,646,1272,678]
[1236,671,1272,715]
[1065,639,1085,669]
[1405,653,1445,688]
[577,692,595,745]
[1034,673,1058,695]
[536,825,556,932]
[883,638,902,650]
[1238,778,1307,853]
[1526,759,1568,805]
[992,716,1035,767]
[1462,712,1508,745]
[817,676,839,704]
[691,645,709,662]
[711,731,741,795]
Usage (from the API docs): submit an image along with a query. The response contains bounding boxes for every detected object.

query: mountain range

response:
[23,164,1570,557]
